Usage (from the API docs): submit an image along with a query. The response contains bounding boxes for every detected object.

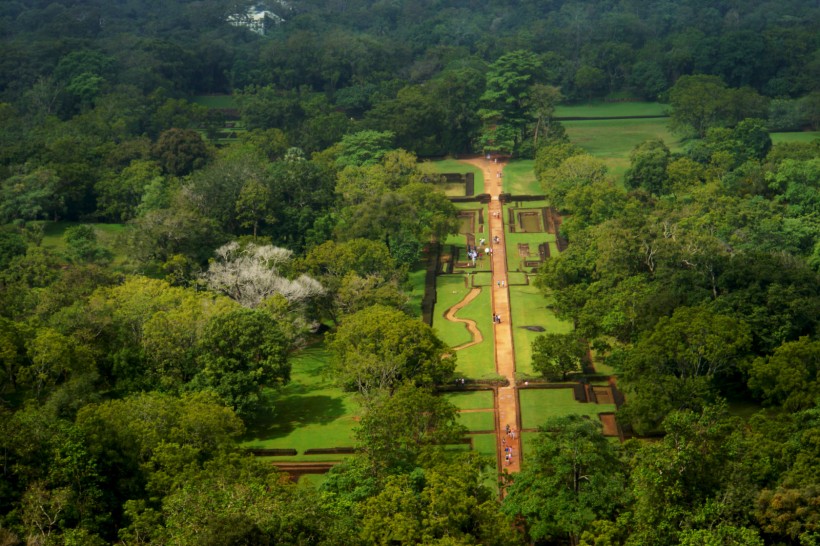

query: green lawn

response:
[519,388,616,429]
[457,410,496,432]
[427,158,486,194]
[503,160,540,195]
[563,118,681,181]
[509,284,573,377]
[555,102,669,118]
[445,390,494,410]
[242,344,359,461]
[432,277,496,378]
[770,131,820,144]
[433,275,479,348]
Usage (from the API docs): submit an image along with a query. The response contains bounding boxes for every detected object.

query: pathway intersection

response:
[459,156,521,477]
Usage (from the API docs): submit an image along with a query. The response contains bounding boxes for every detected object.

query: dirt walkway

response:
[444,288,484,351]
[459,156,521,478]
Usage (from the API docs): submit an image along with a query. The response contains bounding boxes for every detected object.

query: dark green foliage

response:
[194,308,290,415]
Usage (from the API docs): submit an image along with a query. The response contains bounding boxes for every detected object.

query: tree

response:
[502,415,625,546]
[204,242,324,309]
[333,130,395,168]
[152,128,211,177]
[526,83,563,149]
[539,154,608,211]
[0,168,63,223]
[624,139,671,195]
[747,337,820,412]
[328,305,455,397]
[359,456,522,545]
[669,75,733,138]
[63,225,112,264]
[617,306,752,434]
[235,178,274,240]
[628,405,749,545]
[479,50,543,155]
[531,332,586,381]
[193,307,290,415]
[354,383,465,474]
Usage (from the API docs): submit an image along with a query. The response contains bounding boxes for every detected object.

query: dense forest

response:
[1,0,819,544]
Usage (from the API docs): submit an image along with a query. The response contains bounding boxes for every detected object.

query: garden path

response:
[444,288,484,351]
[459,156,521,478]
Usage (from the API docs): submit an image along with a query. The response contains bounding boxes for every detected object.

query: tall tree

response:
[503,415,625,546]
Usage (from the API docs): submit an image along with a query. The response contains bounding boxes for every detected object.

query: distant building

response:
[227,6,283,36]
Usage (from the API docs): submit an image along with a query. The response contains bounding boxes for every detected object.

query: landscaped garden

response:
[242,344,359,462]
[518,388,616,429]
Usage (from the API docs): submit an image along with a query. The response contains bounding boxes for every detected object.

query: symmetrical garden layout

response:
[242,158,622,488]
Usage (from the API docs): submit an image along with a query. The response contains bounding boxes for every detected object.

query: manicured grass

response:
[470,433,497,457]
[242,345,359,461]
[519,388,616,429]
[555,102,669,118]
[433,275,478,348]
[192,94,238,108]
[433,277,497,378]
[503,160,540,195]
[563,118,681,181]
[509,285,573,377]
[457,410,496,432]
[770,131,820,144]
[445,390,494,410]
[427,159,486,194]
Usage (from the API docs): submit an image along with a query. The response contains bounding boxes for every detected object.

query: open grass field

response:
[555,102,669,118]
[427,158,486,194]
[503,160,541,195]
[509,284,573,377]
[563,118,681,181]
[242,344,359,461]
[519,388,616,429]
[770,131,820,144]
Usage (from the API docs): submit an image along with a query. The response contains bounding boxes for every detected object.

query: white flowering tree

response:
[204,242,324,309]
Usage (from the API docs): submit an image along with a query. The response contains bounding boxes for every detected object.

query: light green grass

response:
[503,160,540,195]
[519,388,616,429]
[242,345,359,461]
[470,433,497,457]
[509,285,573,376]
[433,275,478,348]
[564,118,681,181]
[433,279,496,378]
[192,95,238,109]
[770,131,820,144]
[445,390,494,410]
[457,410,496,432]
[426,159,485,194]
[555,102,669,118]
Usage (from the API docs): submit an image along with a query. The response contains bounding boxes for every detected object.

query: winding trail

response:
[444,288,484,351]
